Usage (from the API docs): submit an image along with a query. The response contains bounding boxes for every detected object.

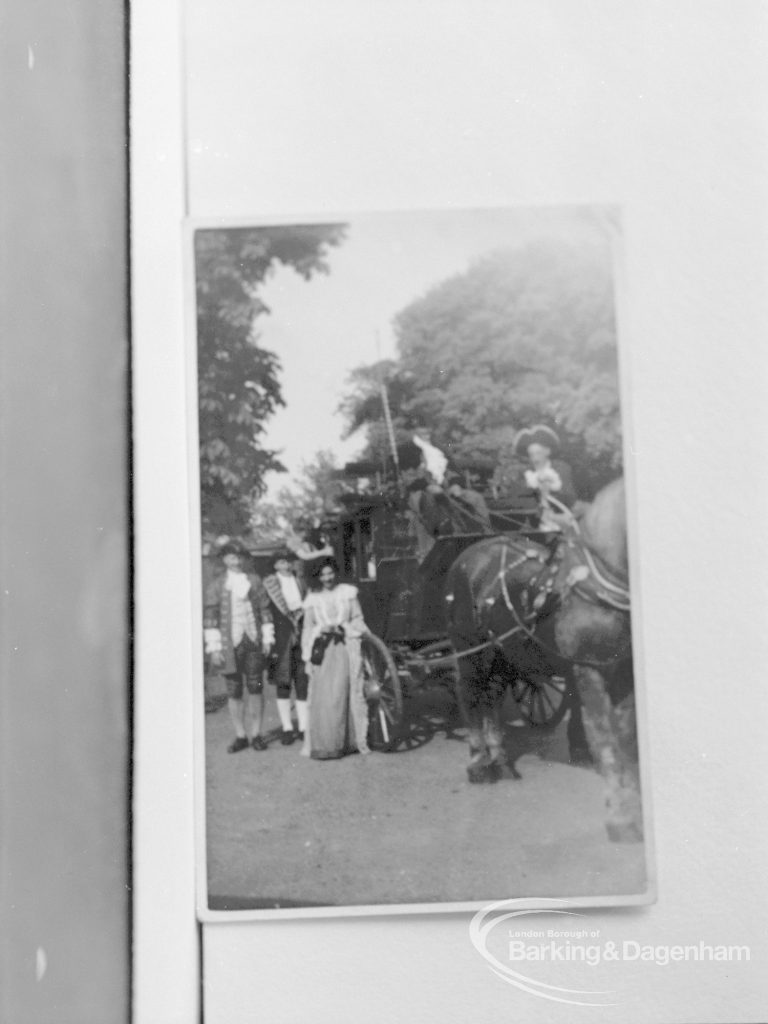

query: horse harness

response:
[488,529,632,669]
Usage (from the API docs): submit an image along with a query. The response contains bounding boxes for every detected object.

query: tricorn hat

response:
[218,539,249,558]
[513,424,561,457]
[271,548,294,565]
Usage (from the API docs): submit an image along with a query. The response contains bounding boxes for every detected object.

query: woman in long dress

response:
[300,559,371,759]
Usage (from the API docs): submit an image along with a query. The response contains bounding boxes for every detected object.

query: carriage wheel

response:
[511,670,571,729]
[361,632,404,752]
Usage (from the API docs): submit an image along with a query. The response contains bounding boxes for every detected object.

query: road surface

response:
[203,680,648,911]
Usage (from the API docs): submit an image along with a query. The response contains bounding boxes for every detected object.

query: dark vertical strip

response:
[123,3,135,1024]
[0,1,131,1021]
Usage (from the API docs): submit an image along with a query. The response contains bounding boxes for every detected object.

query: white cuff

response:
[204,628,222,654]
[261,623,275,647]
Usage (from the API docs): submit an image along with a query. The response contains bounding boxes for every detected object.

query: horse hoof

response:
[467,761,504,784]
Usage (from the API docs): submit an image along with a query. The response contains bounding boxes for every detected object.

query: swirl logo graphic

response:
[468,898,617,1006]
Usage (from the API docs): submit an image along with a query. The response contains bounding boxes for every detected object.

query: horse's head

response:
[581,477,628,579]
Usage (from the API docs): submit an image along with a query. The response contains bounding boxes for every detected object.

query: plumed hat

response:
[513,424,561,457]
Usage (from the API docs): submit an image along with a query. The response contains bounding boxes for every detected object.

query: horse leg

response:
[453,654,488,782]
[466,710,489,784]
[566,682,593,766]
[573,666,643,842]
[481,670,508,781]
[455,651,504,784]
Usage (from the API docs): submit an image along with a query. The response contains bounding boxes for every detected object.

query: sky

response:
[248,207,601,497]
[183,0,615,501]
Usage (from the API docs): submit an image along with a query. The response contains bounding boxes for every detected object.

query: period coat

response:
[203,571,273,676]
[262,571,309,699]
[262,572,307,639]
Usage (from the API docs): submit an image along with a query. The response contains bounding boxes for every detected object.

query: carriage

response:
[319,462,574,752]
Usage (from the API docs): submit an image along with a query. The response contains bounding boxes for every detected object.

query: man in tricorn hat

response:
[513,424,576,530]
[262,550,308,744]
[204,541,275,753]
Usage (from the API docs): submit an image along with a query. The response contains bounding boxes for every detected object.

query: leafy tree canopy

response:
[196,224,346,535]
[340,233,621,497]
[248,450,345,545]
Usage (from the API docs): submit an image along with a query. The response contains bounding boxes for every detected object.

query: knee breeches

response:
[271,635,308,700]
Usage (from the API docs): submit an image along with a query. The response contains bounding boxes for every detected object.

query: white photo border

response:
[184,209,657,923]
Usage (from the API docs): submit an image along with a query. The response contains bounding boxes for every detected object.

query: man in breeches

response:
[204,541,275,753]
[263,551,309,745]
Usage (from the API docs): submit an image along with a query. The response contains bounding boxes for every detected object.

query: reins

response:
[401,623,527,669]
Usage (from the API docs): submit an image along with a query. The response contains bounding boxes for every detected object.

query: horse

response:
[444,477,642,842]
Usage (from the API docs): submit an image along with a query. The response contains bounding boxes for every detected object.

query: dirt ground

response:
[203,679,648,910]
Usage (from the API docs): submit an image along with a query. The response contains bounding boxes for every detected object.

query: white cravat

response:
[225,570,256,644]
[278,573,303,612]
[225,569,251,599]
[525,464,562,493]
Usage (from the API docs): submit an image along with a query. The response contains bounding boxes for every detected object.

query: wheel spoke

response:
[528,689,539,723]
[549,675,567,692]
[539,685,555,718]
[514,671,571,729]
[521,683,535,715]
[538,689,549,723]
[362,633,403,750]
[378,707,390,744]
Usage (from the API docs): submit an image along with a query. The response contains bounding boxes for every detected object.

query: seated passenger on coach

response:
[399,429,452,559]
[445,472,492,532]
[513,425,576,532]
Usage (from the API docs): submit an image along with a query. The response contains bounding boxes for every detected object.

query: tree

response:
[341,232,622,496]
[195,223,347,534]
[248,450,346,545]
[276,449,346,526]
[337,359,417,469]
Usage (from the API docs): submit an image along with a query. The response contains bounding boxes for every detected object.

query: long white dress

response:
[301,584,370,758]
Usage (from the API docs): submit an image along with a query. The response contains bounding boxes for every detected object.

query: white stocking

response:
[276,697,293,732]
[227,697,246,738]
[295,700,308,733]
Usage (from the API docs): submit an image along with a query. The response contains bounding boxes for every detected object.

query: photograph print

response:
[190,206,652,917]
